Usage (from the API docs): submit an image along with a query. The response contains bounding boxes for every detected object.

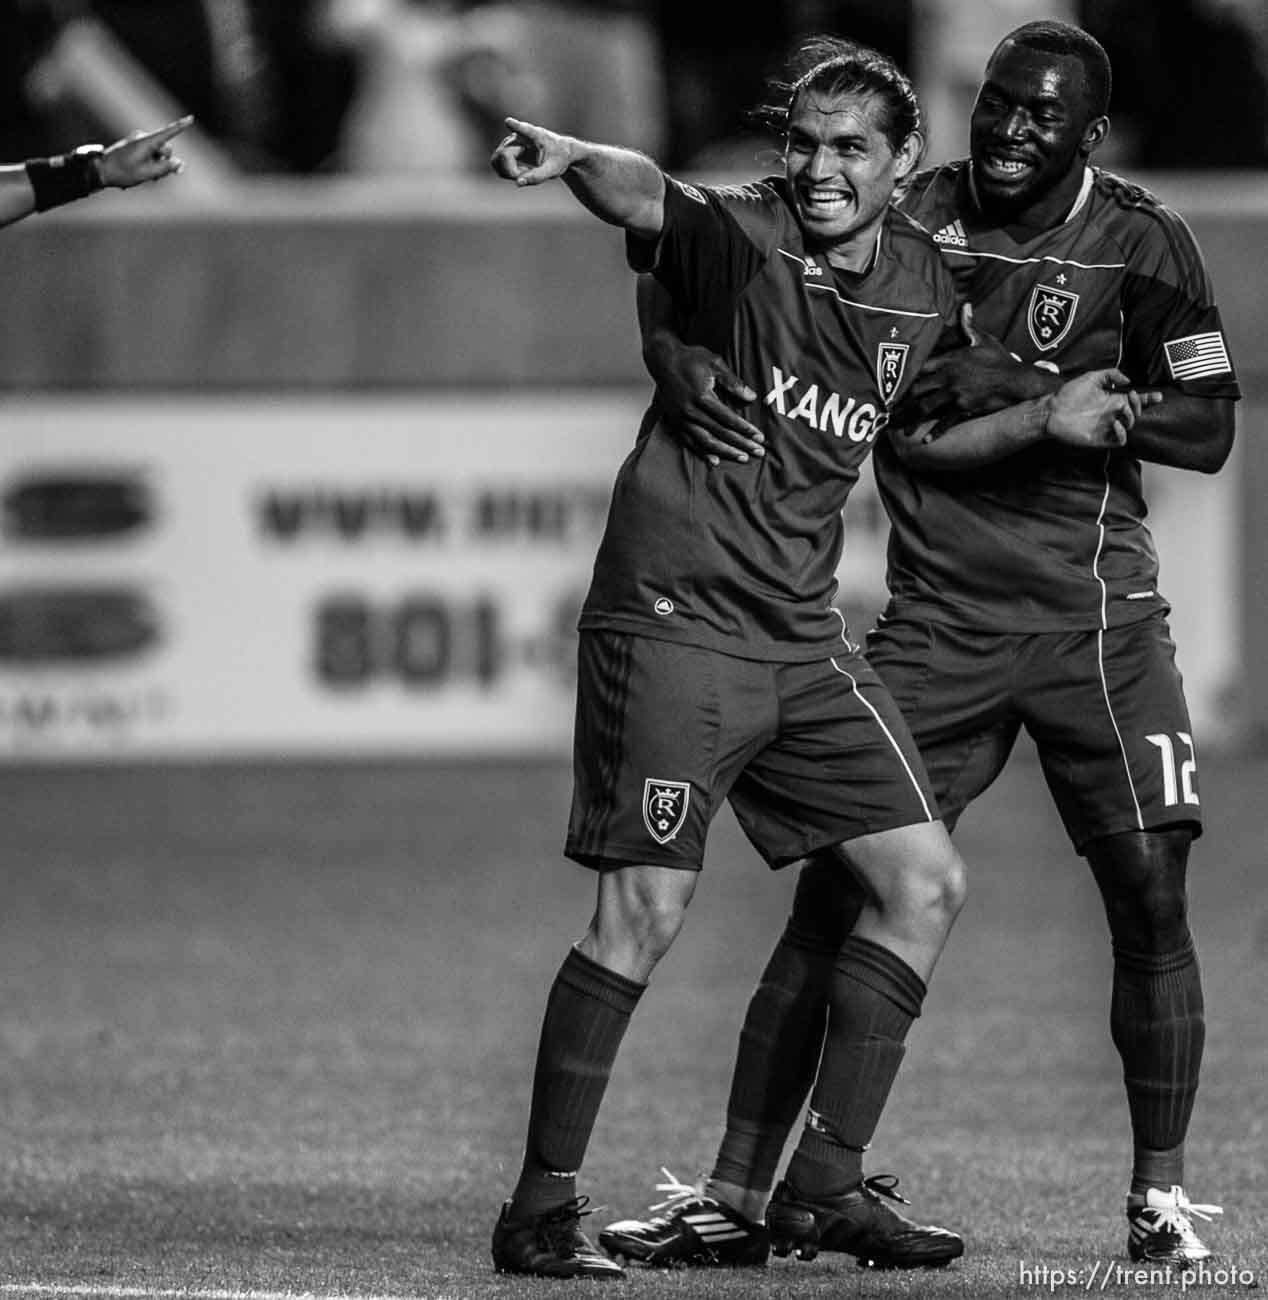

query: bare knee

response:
[840,827,967,933]
[581,865,696,982]
[612,892,688,959]
[832,825,965,984]
[892,850,967,927]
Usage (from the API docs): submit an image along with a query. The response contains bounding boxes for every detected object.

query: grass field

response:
[1,749,1265,1300]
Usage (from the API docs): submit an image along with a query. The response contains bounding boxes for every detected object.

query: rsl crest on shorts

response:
[643,779,690,844]
[566,632,939,872]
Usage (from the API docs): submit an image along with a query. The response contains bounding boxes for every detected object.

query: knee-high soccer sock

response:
[510,945,645,1217]
[1110,940,1205,1194]
[708,925,838,1200]
[785,935,925,1198]
[710,863,862,1206]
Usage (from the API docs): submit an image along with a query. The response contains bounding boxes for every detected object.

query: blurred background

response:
[2,0,1267,763]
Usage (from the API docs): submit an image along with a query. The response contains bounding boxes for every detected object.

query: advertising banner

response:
[0,395,625,757]
[0,395,1235,760]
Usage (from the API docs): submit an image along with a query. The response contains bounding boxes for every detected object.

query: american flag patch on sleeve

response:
[1163,331,1231,381]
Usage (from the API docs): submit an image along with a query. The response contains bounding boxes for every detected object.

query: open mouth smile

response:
[799,187,855,218]
[979,153,1034,182]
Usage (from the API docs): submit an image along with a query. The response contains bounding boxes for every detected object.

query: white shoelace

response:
[646,1167,706,1215]
[1148,1187,1224,1242]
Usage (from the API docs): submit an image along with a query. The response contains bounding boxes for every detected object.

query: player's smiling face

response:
[970,42,1106,220]
[784,90,919,266]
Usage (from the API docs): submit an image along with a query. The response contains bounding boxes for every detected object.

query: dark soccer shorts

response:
[865,610,1203,851]
[564,630,939,871]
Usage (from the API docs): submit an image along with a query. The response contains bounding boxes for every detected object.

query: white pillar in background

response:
[912,0,1077,166]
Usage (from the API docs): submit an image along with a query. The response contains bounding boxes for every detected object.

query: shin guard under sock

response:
[512,946,644,1215]
[1111,940,1205,1193]
[786,935,925,1198]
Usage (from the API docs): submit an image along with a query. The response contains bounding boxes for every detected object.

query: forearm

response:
[1,146,110,229]
[0,166,37,229]
[560,140,665,238]
[891,398,1051,469]
[905,347,1062,422]
[636,274,680,364]
[985,362,1061,407]
[1125,394,1235,473]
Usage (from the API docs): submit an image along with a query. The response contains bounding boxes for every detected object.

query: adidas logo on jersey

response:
[803,256,824,278]
[932,219,968,248]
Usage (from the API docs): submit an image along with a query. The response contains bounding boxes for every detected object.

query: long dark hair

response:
[752,35,924,156]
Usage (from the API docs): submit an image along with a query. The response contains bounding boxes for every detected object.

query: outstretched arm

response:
[491,116,664,238]
[0,169,40,230]
[889,369,1162,470]
[0,116,191,230]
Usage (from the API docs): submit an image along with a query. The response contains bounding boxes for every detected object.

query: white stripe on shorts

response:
[1095,627,1145,829]
[829,658,935,823]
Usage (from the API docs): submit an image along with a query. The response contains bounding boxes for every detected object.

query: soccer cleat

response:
[766,1173,964,1269]
[1127,1185,1222,1264]
[599,1168,770,1268]
[491,1195,625,1279]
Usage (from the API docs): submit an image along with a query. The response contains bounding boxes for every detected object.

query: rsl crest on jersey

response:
[877,341,910,403]
[1027,282,1079,351]
[643,779,690,844]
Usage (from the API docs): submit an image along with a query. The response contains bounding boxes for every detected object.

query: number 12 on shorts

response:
[1146,731,1199,807]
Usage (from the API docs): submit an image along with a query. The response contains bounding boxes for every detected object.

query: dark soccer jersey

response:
[578,175,960,661]
[875,161,1242,631]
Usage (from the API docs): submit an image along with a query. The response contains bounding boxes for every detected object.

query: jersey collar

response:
[1064,166,1094,222]
[966,163,1093,226]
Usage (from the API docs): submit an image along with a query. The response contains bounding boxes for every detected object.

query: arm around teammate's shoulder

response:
[636,275,764,466]
[889,369,1162,470]
[491,117,664,238]
[904,304,1061,417]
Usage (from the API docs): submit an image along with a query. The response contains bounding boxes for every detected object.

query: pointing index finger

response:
[135,115,195,147]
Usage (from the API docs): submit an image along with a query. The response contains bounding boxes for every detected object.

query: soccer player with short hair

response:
[0,116,190,229]
[611,17,1236,1271]
[486,36,1157,1280]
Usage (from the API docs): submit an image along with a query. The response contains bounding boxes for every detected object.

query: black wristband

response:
[25,145,106,213]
